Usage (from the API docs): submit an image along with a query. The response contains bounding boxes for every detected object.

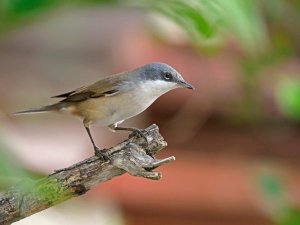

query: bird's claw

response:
[94,147,110,161]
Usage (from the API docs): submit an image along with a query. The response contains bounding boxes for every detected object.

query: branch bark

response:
[0,124,174,225]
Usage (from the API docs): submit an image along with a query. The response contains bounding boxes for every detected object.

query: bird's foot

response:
[131,128,149,147]
[94,147,110,161]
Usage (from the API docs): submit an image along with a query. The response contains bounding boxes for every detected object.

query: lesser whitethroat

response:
[16,62,194,160]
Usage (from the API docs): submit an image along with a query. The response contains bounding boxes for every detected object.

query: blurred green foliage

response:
[277,208,300,225]
[276,78,300,121]
[259,174,300,225]
[0,0,120,34]
[138,0,300,123]
[0,135,42,190]
[260,174,283,198]
[150,0,268,54]
[0,137,28,189]
[0,135,70,203]
[1,0,299,58]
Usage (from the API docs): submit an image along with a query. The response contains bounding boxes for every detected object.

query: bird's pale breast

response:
[70,91,153,126]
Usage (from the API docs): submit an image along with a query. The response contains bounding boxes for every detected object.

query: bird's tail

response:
[14,103,63,115]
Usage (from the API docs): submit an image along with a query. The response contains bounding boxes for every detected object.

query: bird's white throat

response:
[139,80,177,98]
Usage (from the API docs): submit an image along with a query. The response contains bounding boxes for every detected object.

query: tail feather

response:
[15,103,62,115]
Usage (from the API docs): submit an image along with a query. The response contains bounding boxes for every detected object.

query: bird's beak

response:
[178,80,195,90]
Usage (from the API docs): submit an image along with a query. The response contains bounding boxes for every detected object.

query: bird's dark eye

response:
[164,72,172,80]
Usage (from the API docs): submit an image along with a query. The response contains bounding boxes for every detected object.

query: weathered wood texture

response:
[0,124,174,225]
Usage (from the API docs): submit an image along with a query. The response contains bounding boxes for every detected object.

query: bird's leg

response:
[111,126,149,146]
[84,125,109,161]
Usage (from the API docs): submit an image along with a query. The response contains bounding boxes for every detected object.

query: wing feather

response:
[51,91,75,98]
[54,73,126,103]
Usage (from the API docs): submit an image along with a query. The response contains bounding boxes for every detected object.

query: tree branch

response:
[0,124,174,225]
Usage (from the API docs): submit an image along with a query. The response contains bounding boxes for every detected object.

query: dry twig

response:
[0,124,174,224]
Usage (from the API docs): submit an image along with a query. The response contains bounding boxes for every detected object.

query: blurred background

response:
[1,0,300,224]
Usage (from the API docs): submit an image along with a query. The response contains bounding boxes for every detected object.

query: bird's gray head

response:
[135,62,194,91]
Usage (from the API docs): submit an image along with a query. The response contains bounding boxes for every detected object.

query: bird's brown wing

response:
[52,74,124,102]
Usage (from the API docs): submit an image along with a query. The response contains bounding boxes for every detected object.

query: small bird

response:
[16,62,194,159]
